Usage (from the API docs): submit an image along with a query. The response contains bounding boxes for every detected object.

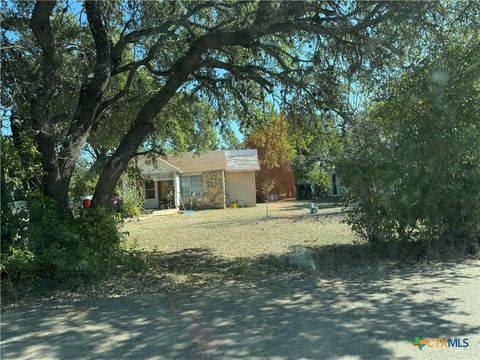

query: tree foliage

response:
[2,0,439,209]
[289,108,344,195]
[339,39,480,254]
[245,114,297,201]
[248,114,294,169]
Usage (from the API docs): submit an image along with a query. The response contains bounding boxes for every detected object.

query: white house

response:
[135,149,261,210]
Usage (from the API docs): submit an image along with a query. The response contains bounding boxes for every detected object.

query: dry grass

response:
[3,202,360,309]
[100,201,362,299]
[123,200,356,258]
[6,201,475,309]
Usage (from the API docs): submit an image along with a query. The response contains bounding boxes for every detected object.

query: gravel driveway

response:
[2,261,479,360]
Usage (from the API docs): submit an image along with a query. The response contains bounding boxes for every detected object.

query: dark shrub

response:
[338,42,480,257]
[1,193,126,285]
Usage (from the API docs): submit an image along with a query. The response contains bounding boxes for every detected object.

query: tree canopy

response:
[2,0,476,209]
[339,37,480,248]
[2,0,480,292]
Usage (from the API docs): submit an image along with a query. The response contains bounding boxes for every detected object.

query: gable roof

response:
[136,149,260,173]
[166,151,226,173]
[136,155,184,174]
[152,156,184,173]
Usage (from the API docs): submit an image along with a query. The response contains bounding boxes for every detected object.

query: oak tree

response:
[2,0,434,209]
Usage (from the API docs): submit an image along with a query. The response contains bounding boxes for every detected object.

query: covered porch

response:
[139,157,183,210]
[143,172,181,210]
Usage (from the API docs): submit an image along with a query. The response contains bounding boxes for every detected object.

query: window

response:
[180,175,203,199]
[144,180,155,199]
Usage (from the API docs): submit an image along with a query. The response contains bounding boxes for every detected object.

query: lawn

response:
[117,200,364,291]
[124,200,356,258]
[2,201,361,307]
[6,200,466,307]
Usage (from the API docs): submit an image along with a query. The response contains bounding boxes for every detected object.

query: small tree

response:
[262,179,277,219]
[247,114,295,200]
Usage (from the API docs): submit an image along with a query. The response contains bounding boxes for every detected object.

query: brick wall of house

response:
[202,170,226,209]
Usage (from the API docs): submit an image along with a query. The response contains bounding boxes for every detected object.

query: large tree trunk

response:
[91,49,202,207]
[29,1,111,210]
[90,28,260,207]
[29,1,69,208]
[29,2,270,209]
[92,120,156,207]
[91,97,180,207]
[36,133,71,209]
[57,1,112,187]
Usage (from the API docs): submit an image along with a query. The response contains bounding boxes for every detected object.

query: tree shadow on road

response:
[2,246,479,359]
[130,241,478,281]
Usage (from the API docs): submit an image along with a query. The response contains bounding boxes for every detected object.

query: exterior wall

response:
[202,170,226,209]
[225,171,257,207]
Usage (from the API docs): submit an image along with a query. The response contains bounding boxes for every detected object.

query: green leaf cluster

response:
[339,39,480,254]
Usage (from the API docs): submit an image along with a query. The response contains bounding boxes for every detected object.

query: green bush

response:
[118,185,143,218]
[1,193,126,285]
[116,166,145,218]
[1,248,36,281]
[0,177,27,254]
[338,41,480,257]
[69,162,98,200]
[1,137,37,253]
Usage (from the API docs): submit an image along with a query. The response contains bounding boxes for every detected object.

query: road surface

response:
[2,261,479,359]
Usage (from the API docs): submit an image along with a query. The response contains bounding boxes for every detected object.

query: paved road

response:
[2,262,479,360]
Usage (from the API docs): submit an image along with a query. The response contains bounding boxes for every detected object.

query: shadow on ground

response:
[133,241,477,282]
[3,241,476,307]
[275,201,343,212]
[196,209,344,229]
[2,260,479,359]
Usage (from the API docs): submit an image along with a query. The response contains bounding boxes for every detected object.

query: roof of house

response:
[225,150,261,172]
[166,151,226,172]
[137,149,260,174]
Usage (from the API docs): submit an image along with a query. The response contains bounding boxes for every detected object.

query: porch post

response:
[155,180,159,208]
[174,173,181,209]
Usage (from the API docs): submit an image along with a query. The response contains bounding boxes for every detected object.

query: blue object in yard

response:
[310,203,318,214]
[183,210,194,215]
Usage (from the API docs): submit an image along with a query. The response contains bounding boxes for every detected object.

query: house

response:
[136,149,261,210]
